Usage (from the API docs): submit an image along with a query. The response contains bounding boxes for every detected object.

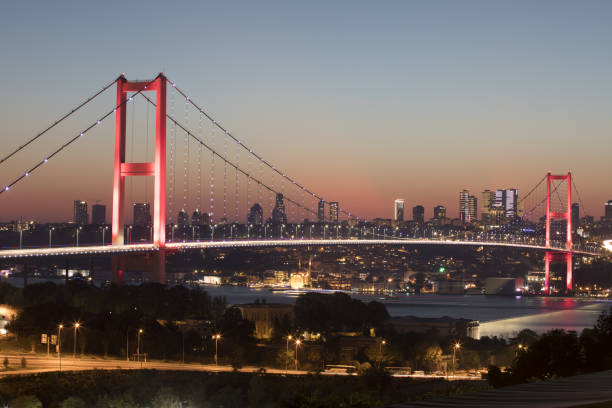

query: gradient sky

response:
[1,1,611,222]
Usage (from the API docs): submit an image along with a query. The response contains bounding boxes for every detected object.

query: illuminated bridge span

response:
[0,239,601,260]
[0,72,608,291]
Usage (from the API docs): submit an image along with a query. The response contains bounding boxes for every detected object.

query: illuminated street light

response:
[73,322,81,358]
[137,329,143,363]
[452,342,461,376]
[295,339,301,370]
[214,334,221,365]
[76,226,82,247]
[48,227,55,248]
[57,324,63,371]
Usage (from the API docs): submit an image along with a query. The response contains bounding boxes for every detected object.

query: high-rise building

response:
[433,205,446,219]
[201,212,210,226]
[412,205,424,223]
[272,194,287,224]
[571,203,580,230]
[133,203,151,227]
[177,209,188,226]
[459,190,477,223]
[317,200,325,223]
[248,203,264,225]
[394,199,405,222]
[192,209,202,226]
[481,190,495,222]
[495,189,518,218]
[489,206,505,226]
[74,200,88,225]
[91,204,106,225]
[605,200,612,220]
[329,202,339,224]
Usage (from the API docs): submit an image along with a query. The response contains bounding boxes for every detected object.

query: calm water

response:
[202,285,612,338]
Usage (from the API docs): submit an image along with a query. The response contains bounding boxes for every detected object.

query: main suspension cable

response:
[0,78,116,166]
[1,77,157,195]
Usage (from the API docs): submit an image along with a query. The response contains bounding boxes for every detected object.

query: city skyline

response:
[1,1,611,221]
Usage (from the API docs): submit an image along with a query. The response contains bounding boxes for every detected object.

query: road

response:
[0,352,480,380]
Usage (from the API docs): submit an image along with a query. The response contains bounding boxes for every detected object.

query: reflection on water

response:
[202,286,612,338]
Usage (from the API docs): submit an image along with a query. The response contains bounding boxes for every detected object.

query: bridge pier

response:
[544,251,573,294]
[111,250,166,285]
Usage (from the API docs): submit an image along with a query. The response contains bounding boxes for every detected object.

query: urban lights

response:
[294,339,301,370]
[73,322,81,358]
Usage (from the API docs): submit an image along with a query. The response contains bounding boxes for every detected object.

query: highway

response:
[0,352,480,380]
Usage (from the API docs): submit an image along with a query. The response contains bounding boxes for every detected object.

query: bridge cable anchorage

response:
[1,77,158,195]
[138,93,319,218]
[167,79,361,221]
[0,78,116,166]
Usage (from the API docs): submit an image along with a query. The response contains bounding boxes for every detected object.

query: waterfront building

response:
[394,199,405,222]
[433,205,446,219]
[272,193,287,224]
[481,190,495,222]
[412,205,424,223]
[495,189,518,218]
[133,203,151,227]
[329,201,339,224]
[91,204,106,225]
[73,200,88,225]
[248,203,264,225]
[317,200,325,223]
[459,190,477,222]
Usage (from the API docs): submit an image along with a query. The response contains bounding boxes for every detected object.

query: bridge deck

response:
[0,239,601,259]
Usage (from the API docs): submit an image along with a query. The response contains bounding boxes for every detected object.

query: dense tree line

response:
[488,307,612,387]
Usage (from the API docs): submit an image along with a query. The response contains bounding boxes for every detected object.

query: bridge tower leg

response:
[111,74,167,284]
[544,172,572,294]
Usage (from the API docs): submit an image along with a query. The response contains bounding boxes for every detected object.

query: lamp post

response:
[73,322,80,358]
[214,334,221,365]
[48,227,55,248]
[137,329,143,363]
[101,226,108,245]
[452,342,461,376]
[57,324,63,371]
[294,339,301,371]
[285,335,292,371]
[76,226,82,247]
[19,229,23,249]
[172,224,177,242]
[248,224,252,239]
[309,225,314,240]
[128,225,133,244]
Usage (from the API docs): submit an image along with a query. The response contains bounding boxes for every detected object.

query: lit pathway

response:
[388,370,612,408]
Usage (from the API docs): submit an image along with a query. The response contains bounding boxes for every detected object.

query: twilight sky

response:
[1,1,611,222]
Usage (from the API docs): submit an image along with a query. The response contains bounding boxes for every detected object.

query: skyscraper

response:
[481,190,495,222]
[394,199,405,222]
[329,202,339,224]
[133,203,151,227]
[571,203,580,230]
[317,200,325,223]
[91,204,106,225]
[606,200,612,220]
[272,194,287,224]
[248,203,264,225]
[192,209,201,226]
[459,190,477,223]
[433,205,446,219]
[73,200,88,225]
[495,189,518,218]
[412,205,424,223]
[177,209,188,226]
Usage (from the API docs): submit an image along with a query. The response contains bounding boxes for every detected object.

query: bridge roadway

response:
[0,238,603,260]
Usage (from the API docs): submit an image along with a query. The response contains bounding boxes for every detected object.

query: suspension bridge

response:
[0,73,607,293]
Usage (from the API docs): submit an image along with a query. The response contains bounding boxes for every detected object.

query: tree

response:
[59,397,87,408]
[459,349,481,370]
[414,342,443,373]
[9,395,42,408]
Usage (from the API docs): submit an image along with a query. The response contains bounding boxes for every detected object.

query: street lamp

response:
[214,334,221,365]
[172,224,177,242]
[48,227,55,248]
[285,335,293,371]
[309,225,314,240]
[57,324,63,371]
[452,342,461,376]
[137,329,143,363]
[19,228,23,249]
[379,339,386,356]
[76,226,82,247]
[101,226,108,246]
[128,225,133,244]
[294,339,301,370]
[73,322,81,358]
